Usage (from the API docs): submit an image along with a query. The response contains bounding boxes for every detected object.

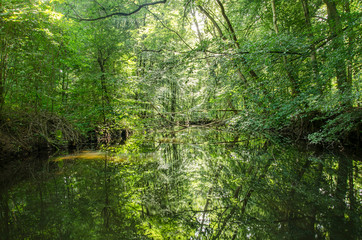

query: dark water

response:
[0,128,361,239]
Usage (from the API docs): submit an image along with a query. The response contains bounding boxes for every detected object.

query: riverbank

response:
[282,107,362,149]
[0,109,133,163]
[0,109,80,161]
[1,106,361,163]
[227,106,362,151]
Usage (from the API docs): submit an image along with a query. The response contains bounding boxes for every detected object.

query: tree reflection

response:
[0,129,360,239]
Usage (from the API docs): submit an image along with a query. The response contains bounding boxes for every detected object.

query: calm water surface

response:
[0,128,361,239]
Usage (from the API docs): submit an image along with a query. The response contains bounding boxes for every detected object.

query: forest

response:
[0,0,361,153]
[0,0,361,239]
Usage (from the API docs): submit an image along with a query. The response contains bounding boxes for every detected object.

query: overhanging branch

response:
[69,0,167,21]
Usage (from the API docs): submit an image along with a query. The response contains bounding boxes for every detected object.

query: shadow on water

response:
[0,128,361,239]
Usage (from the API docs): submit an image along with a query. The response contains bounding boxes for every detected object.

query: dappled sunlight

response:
[54,150,128,163]
[0,0,360,239]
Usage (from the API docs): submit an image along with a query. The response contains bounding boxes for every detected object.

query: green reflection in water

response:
[1,129,361,239]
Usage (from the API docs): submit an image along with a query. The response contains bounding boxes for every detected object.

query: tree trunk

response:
[0,42,7,109]
[214,0,259,81]
[301,0,321,93]
[170,80,177,122]
[97,52,112,122]
[197,5,225,40]
[323,0,351,106]
[97,57,110,105]
[271,0,300,96]
[0,63,5,108]
[344,0,354,101]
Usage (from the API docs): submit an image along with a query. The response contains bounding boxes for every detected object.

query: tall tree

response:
[323,0,351,106]
[271,0,300,96]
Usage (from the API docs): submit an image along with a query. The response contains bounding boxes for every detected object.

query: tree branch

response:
[92,0,108,15]
[197,5,226,40]
[69,0,167,21]
[314,26,348,50]
[215,0,239,48]
[214,0,259,81]
[141,48,304,56]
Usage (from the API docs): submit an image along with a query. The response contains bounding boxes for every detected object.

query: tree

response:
[323,0,351,106]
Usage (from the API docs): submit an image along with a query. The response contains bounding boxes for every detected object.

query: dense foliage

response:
[0,1,361,239]
[0,0,361,150]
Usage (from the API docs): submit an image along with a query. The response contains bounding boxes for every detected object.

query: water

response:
[0,128,361,239]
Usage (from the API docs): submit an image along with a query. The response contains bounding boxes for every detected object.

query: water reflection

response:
[0,129,361,239]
